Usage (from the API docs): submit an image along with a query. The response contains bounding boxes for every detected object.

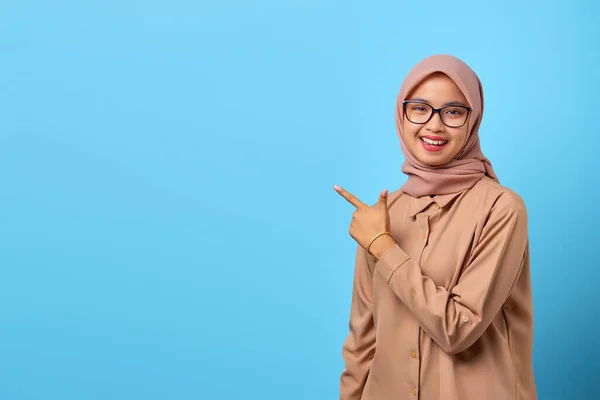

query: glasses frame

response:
[402,100,472,128]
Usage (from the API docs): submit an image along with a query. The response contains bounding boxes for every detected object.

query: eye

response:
[445,107,465,116]
[410,105,428,112]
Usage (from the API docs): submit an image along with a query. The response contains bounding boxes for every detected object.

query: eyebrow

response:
[409,97,469,107]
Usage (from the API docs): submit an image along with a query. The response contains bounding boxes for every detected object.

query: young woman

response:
[334,55,536,400]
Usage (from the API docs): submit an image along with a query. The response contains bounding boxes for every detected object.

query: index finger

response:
[334,185,366,209]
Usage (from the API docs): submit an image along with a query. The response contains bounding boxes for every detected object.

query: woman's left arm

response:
[375,199,529,355]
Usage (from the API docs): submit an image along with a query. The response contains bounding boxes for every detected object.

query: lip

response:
[420,135,448,141]
[420,136,448,152]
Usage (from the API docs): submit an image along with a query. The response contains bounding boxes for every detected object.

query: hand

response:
[334,185,395,259]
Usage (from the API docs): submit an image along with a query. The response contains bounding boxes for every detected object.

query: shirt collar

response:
[407,190,465,218]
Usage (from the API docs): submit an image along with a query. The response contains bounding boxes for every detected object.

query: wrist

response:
[369,235,396,260]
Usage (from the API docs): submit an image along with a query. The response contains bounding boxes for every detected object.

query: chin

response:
[415,149,454,167]
[420,157,448,167]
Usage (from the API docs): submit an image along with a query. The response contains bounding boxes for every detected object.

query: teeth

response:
[421,137,447,146]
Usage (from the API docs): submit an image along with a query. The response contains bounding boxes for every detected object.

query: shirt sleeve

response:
[340,244,376,400]
[375,199,528,355]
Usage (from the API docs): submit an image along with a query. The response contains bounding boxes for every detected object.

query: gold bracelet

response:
[367,231,393,254]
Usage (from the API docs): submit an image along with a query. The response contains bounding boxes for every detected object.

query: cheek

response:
[446,130,469,159]
[402,120,420,141]
[456,129,469,147]
[448,127,469,148]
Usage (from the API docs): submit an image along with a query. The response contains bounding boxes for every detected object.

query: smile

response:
[420,136,448,152]
[421,137,448,146]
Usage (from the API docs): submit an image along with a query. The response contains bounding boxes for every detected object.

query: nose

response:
[426,110,444,131]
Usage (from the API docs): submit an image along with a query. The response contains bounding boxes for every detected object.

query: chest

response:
[389,202,481,289]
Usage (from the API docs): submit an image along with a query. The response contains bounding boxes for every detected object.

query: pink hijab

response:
[396,54,498,197]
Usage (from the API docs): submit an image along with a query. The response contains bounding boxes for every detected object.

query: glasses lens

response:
[405,102,433,124]
[440,106,469,127]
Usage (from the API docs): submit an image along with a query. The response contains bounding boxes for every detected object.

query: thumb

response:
[378,189,388,209]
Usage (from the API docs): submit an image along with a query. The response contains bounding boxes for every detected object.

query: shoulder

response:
[385,187,411,213]
[470,176,527,220]
[387,187,407,204]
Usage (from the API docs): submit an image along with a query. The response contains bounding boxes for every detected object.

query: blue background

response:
[1,1,598,399]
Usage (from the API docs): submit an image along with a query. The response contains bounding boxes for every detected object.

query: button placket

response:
[416,214,430,246]
[405,323,421,400]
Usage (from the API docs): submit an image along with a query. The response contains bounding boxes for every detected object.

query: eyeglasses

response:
[402,100,471,128]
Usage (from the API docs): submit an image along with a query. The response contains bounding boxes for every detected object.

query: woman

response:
[334,55,536,400]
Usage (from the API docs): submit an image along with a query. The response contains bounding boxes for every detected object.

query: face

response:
[402,73,471,166]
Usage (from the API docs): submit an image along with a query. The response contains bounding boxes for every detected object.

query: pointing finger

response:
[334,185,366,209]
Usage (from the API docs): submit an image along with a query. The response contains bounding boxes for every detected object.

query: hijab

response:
[396,54,498,197]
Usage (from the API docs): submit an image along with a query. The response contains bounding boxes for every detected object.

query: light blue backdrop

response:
[1,1,598,399]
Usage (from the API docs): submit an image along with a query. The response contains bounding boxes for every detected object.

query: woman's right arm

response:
[339,244,376,400]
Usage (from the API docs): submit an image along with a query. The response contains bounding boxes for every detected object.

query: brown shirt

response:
[339,176,537,400]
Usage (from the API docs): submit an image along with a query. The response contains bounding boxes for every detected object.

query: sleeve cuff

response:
[375,243,411,283]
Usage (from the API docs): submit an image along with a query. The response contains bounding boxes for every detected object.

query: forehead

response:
[407,73,469,107]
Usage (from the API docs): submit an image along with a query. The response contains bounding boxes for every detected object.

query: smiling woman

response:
[335,55,537,400]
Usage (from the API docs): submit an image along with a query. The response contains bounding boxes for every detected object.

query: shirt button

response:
[410,351,417,358]
[412,388,418,396]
